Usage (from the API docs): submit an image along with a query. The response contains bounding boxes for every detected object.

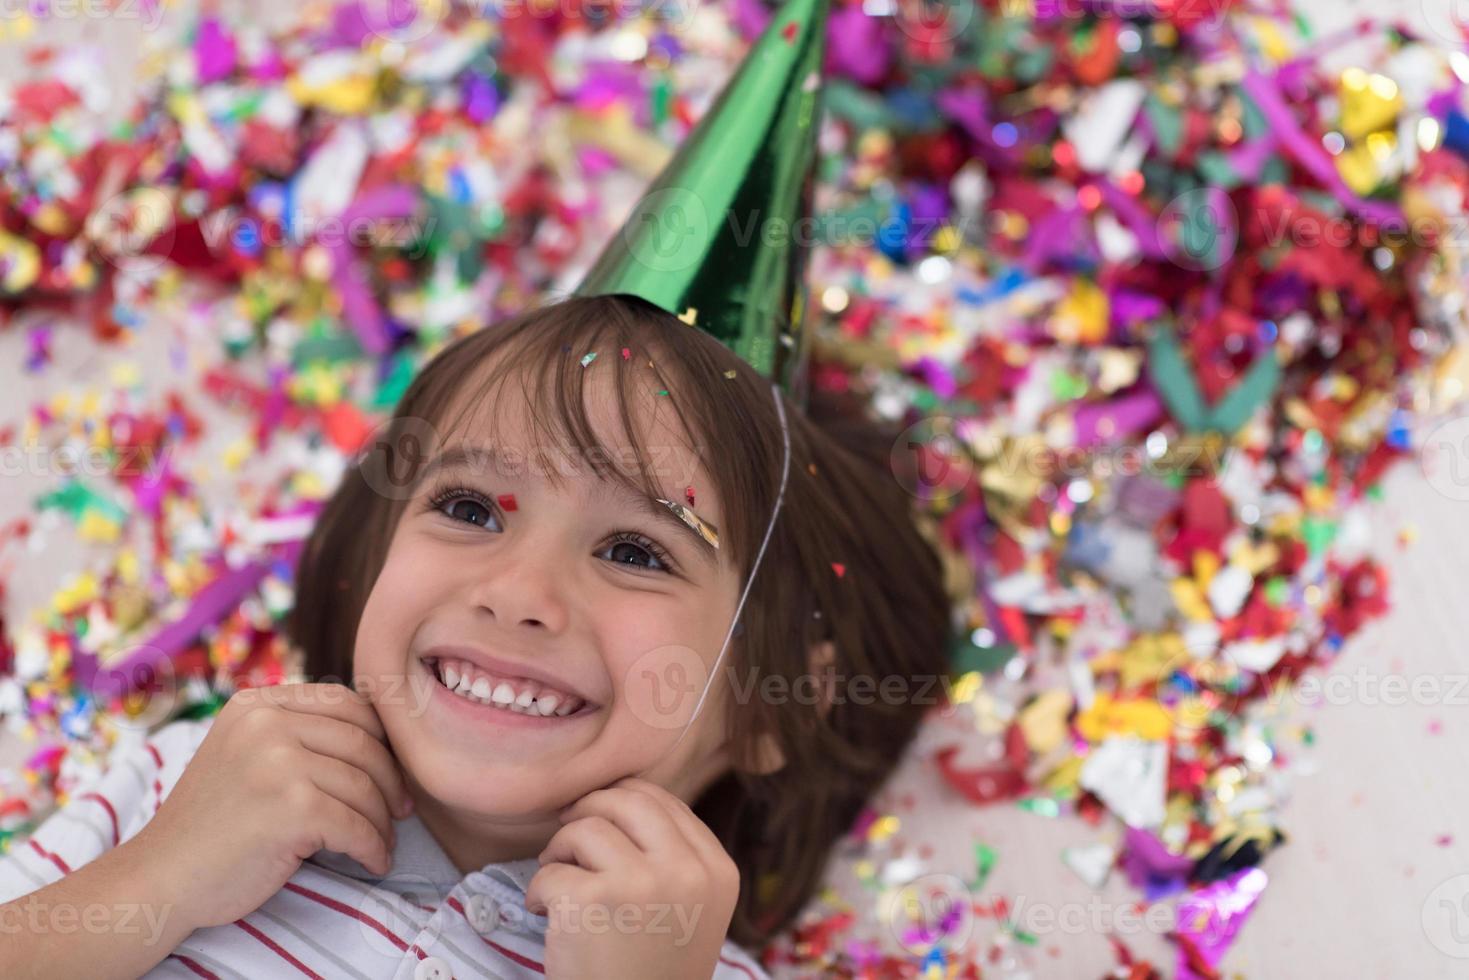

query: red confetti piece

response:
[497,493,518,512]
[830,562,845,578]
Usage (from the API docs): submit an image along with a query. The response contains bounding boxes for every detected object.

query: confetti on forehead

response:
[656,497,719,550]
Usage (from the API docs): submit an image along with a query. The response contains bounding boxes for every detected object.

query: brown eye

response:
[426,487,500,530]
[599,532,673,574]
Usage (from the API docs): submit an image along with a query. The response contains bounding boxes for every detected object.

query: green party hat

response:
[573,0,830,409]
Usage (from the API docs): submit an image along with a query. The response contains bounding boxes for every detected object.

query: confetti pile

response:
[1,1,1467,977]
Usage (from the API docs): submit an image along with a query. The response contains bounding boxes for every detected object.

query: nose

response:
[461,531,571,634]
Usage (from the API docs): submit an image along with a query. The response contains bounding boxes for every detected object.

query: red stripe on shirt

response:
[719,954,760,979]
[144,743,166,812]
[233,918,325,980]
[28,838,72,874]
[169,953,220,979]
[80,791,121,846]
[446,895,545,973]
[281,880,410,951]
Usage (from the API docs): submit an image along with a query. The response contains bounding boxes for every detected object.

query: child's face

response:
[353,363,747,822]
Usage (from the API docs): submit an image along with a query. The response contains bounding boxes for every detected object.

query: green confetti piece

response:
[973,842,998,891]
[1206,348,1280,435]
[1195,151,1242,189]
[580,351,598,367]
[1050,369,1088,403]
[650,74,672,130]
[1265,577,1290,606]
[824,81,896,131]
[1013,46,1055,84]
[948,634,1015,675]
[1239,91,1270,141]
[292,327,364,367]
[371,350,418,410]
[1302,515,1337,558]
[1148,327,1280,436]
[1017,796,1060,818]
[36,480,128,525]
[1147,328,1209,431]
[1143,94,1184,159]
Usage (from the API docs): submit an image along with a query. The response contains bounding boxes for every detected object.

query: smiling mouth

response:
[422,656,596,718]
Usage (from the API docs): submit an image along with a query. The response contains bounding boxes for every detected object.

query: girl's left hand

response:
[526,778,740,980]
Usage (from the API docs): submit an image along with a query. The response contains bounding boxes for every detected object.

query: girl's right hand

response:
[126,683,414,931]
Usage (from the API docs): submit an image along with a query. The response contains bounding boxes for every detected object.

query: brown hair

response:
[287,293,952,945]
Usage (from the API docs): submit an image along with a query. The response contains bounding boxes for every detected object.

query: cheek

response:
[355,538,436,665]
[599,605,735,742]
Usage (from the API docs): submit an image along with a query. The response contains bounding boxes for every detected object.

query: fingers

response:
[306,753,397,863]
[309,792,395,877]
[540,816,643,873]
[558,787,682,855]
[524,862,594,916]
[608,778,730,868]
[236,683,387,743]
[296,715,412,818]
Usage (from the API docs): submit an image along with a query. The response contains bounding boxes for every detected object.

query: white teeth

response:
[433,660,587,717]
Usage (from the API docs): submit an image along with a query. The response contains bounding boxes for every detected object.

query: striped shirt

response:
[0,717,768,979]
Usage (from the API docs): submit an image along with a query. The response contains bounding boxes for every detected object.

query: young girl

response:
[0,292,953,978]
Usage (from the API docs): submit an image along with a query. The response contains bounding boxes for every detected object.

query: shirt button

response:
[465,893,500,935]
[414,955,452,980]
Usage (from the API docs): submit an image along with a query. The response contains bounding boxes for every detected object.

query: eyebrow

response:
[421,445,721,566]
